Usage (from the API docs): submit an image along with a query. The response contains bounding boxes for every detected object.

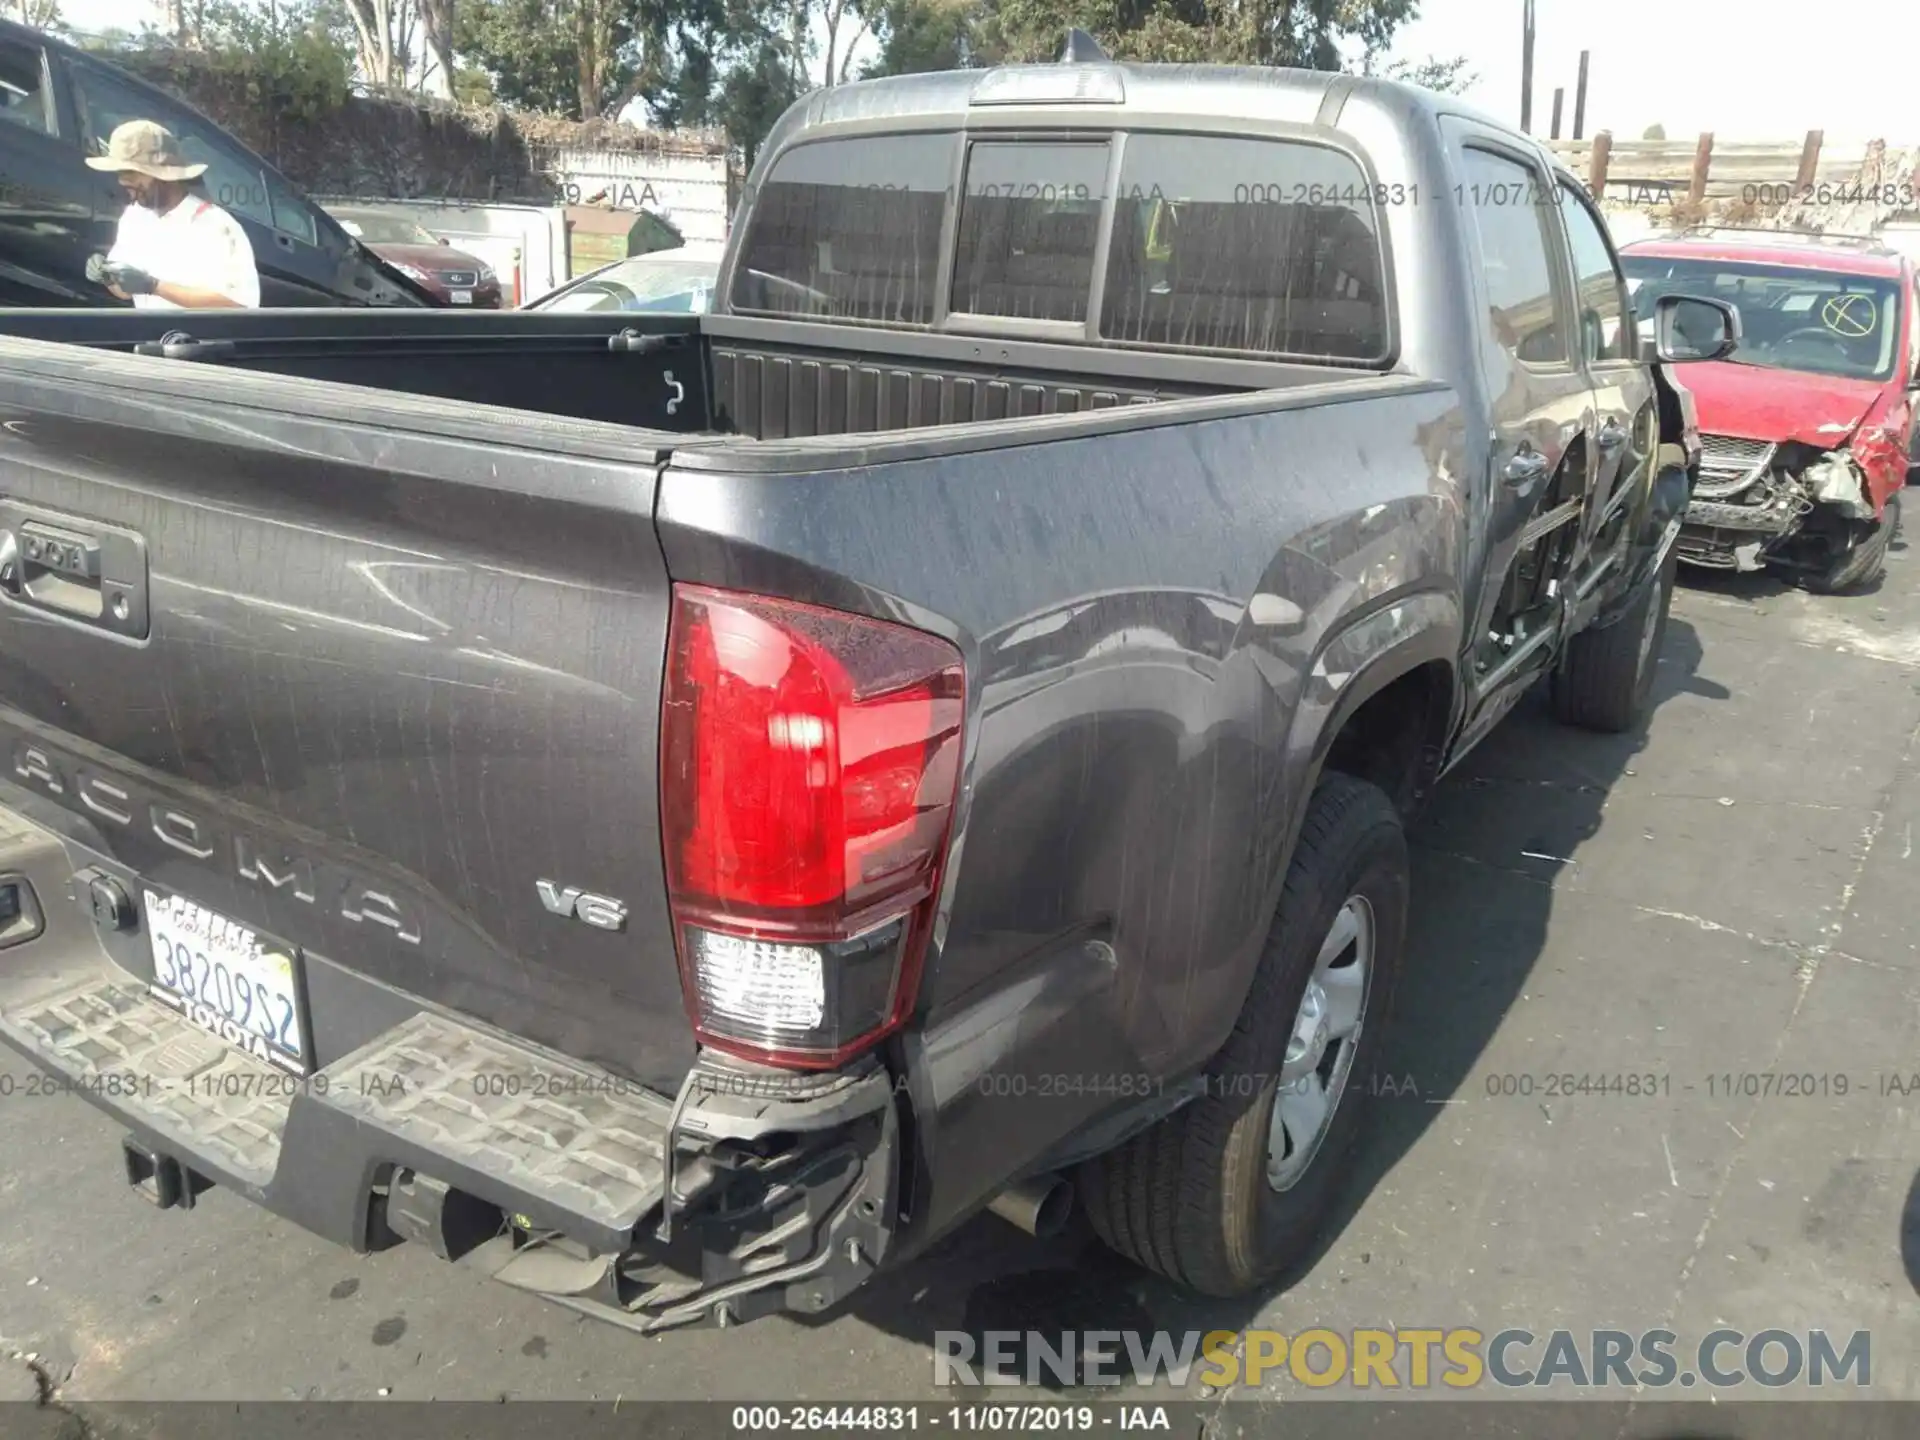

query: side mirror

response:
[1645,293,1741,364]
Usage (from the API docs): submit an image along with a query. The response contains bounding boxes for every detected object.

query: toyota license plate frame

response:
[143,889,312,1075]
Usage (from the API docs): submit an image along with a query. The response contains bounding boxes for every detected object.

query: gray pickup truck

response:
[0,53,1734,1332]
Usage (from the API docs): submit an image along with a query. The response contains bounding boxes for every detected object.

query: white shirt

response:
[108,194,261,308]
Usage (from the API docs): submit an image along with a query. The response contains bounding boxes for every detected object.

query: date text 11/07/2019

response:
[731,1406,1170,1432]
[967,1070,1920,1103]
[829,182,1608,209]
[1480,1072,1918,1100]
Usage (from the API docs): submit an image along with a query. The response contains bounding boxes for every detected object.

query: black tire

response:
[1551,545,1677,733]
[1078,773,1408,1297]
[1805,490,1900,595]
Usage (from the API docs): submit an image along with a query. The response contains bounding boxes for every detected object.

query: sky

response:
[60,0,162,38]
[1388,0,1916,146]
[53,0,1920,148]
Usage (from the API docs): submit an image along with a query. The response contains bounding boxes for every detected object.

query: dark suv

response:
[0,20,429,307]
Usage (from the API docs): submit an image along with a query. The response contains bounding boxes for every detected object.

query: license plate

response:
[450,290,473,304]
[144,891,309,1075]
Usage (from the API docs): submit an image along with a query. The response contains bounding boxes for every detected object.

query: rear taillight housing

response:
[661,584,965,1068]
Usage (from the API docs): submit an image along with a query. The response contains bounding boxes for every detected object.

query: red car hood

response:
[368,241,487,271]
[1676,359,1888,447]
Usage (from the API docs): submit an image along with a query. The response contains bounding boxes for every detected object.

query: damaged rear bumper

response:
[491,1058,900,1333]
[0,801,898,1335]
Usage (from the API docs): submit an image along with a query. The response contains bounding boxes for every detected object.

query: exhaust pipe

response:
[988,1174,1074,1238]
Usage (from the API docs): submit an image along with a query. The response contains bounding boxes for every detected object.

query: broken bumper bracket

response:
[488,1057,903,1334]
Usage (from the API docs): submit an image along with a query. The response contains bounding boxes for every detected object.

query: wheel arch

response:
[1290,593,1463,828]
[1186,592,1462,1065]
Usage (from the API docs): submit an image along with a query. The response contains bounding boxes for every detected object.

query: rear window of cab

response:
[729,129,1391,365]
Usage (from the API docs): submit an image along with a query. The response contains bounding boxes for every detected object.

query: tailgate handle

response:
[133,331,237,362]
[0,510,149,640]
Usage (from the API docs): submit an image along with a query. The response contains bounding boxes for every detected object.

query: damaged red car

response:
[1622,230,1915,591]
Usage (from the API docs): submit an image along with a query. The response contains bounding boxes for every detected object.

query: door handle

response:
[1503,449,1551,486]
[1597,418,1629,451]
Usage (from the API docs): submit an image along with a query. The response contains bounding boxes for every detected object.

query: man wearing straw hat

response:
[82,119,260,309]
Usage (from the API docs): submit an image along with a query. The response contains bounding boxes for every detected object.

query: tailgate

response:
[0,338,696,1088]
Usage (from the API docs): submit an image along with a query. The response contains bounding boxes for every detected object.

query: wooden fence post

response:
[1588,131,1612,199]
[1795,130,1824,194]
[1689,132,1714,206]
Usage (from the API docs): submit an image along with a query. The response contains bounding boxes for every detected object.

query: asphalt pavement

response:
[6,540,1920,1415]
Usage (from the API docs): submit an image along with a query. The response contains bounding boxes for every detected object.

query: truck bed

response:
[0,305,1450,1273]
[0,51,1708,1338]
[0,308,1359,446]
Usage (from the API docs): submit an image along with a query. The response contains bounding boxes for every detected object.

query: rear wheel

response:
[1078,773,1408,1296]
[1805,491,1900,595]
[1551,545,1677,733]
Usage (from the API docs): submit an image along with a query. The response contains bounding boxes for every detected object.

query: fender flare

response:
[1276,588,1459,914]
[1188,594,1459,1066]
[1290,588,1462,793]
[1162,589,1463,1076]
[1297,599,1459,817]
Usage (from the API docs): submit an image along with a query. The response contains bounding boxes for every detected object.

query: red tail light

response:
[661,584,965,1068]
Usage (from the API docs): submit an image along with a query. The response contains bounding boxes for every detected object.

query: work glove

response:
[85,255,157,296]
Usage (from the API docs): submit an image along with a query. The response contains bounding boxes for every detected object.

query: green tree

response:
[452,63,497,102]
[10,0,62,32]
[460,0,1436,184]
[418,0,457,96]
[864,0,976,76]
[199,0,354,129]
[716,37,801,167]
[863,0,1431,82]
[459,0,678,118]
[974,0,1421,67]
[644,0,802,165]
[1380,52,1472,94]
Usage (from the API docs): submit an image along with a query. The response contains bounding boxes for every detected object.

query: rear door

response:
[1554,177,1658,570]
[1442,122,1593,738]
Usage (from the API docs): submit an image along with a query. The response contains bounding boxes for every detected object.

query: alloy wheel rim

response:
[1266,894,1374,1192]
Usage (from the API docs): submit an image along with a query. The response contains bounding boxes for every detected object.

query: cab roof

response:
[756,57,1562,175]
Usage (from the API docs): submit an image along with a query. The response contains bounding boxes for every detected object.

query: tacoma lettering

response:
[4,729,422,946]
